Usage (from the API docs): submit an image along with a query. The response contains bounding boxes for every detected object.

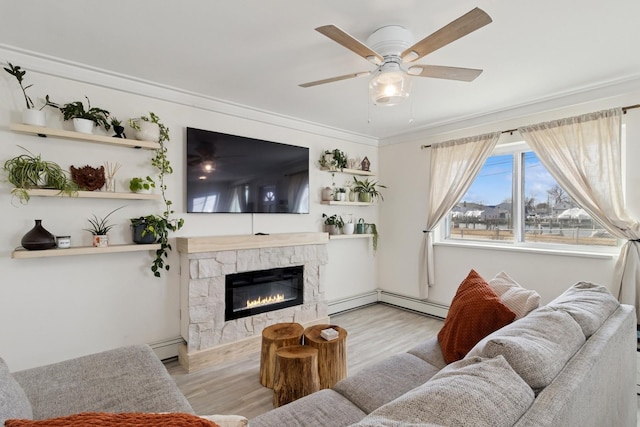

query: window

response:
[444,142,617,248]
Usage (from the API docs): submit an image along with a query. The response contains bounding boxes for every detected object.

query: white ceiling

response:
[1,0,639,140]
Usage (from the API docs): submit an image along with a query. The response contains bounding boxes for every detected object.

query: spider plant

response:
[84,206,125,235]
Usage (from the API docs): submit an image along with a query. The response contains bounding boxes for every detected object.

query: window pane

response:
[447,154,513,242]
[523,151,616,247]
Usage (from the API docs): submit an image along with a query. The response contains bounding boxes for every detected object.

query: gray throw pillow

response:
[351,355,534,427]
[547,281,620,337]
[467,306,585,392]
[0,357,33,424]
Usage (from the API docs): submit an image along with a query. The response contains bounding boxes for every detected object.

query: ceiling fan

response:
[299,7,492,106]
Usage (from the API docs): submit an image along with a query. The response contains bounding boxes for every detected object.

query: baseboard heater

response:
[328,290,448,319]
[149,337,186,361]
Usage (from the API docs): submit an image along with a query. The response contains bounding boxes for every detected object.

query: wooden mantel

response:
[176,232,329,254]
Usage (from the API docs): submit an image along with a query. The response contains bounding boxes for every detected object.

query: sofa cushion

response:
[546,281,620,337]
[0,357,33,424]
[333,353,440,414]
[5,412,218,426]
[13,345,193,419]
[350,355,534,427]
[467,307,585,392]
[249,389,366,427]
[488,271,540,319]
[438,269,516,363]
[406,336,447,370]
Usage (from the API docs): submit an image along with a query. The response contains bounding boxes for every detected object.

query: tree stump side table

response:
[260,322,304,388]
[273,345,320,408]
[303,324,348,389]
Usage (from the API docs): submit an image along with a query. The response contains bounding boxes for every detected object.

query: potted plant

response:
[3,62,55,127]
[131,112,184,277]
[84,206,124,247]
[129,176,155,193]
[130,215,161,244]
[3,146,78,204]
[319,149,348,171]
[352,177,386,203]
[333,187,346,201]
[128,112,167,143]
[56,96,110,134]
[110,117,126,138]
[322,213,344,235]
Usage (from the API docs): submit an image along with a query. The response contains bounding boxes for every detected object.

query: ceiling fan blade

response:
[299,71,371,88]
[315,25,383,65]
[408,65,483,82]
[401,7,492,62]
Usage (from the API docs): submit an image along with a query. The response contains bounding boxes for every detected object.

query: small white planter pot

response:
[93,234,108,248]
[72,118,95,134]
[326,225,340,235]
[22,109,46,127]
[342,223,355,235]
[133,120,160,142]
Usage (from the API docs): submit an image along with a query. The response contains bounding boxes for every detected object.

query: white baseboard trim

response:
[149,337,185,361]
[378,291,449,319]
[328,291,379,315]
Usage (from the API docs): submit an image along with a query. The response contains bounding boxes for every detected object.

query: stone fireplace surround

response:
[176,233,329,372]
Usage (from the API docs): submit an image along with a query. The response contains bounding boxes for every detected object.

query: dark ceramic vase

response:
[131,223,157,244]
[112,125,126,138]
[21,219,56,250]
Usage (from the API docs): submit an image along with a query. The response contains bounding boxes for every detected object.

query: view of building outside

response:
[446,151,616,247]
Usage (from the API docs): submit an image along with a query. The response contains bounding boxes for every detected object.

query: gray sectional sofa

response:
[250,282,637,427]
[0,344,194,424]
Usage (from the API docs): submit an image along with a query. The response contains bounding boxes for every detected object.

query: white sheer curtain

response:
[418,132,501,298]
[519,108,640,320]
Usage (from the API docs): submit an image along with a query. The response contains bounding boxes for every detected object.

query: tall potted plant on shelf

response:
[129,112,184,277]
[3,62,55,127]
[352,177,386,203]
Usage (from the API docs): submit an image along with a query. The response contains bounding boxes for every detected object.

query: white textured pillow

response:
[351,355,534,427]
[488,271,540,319]
[199,415,248,427]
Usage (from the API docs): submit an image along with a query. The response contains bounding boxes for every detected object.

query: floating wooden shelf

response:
[10,123,160,150]
[321,200,375,206]
[11,243,161,259]
[18,188,162,200]
[328,234,373,240]
[320,167,375,176]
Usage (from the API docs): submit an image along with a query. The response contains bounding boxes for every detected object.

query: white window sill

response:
[434,240,618,260]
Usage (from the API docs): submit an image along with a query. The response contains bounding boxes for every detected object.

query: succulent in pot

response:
[84,206,125,247]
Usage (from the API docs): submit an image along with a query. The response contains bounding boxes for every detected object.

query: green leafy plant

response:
[322,213,344,227]
[84,206,125,236]
[3,146,78,203]
[319,148,348,170]
[57,96,111,131]
[129,176,155,192]
[130,112,184,277]
[370,223,379,251]
[352,177,386,202]
[130,215,163,243]
[110,117,122,127]
[3,62,55,110]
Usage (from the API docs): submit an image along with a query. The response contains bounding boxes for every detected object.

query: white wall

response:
[378,82,640,307]
[0,47,379,371]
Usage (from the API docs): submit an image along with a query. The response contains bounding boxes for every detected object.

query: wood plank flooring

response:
[165,303,444,419]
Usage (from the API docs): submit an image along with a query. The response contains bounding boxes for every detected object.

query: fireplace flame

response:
[246,293,285,308]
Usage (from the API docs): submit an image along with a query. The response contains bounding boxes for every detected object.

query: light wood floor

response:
[165,303,444,419]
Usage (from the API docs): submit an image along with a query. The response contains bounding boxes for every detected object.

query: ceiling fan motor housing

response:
[366,25,414,58]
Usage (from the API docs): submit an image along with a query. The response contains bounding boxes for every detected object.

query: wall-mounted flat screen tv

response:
[186,127,309,214]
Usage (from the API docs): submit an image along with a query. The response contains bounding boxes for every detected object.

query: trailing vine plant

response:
[130,112,184,277]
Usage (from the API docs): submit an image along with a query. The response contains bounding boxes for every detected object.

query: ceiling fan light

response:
[369,63,411,106]
[201,160,216,173]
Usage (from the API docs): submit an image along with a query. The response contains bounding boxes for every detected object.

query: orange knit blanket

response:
[5,412,220,427]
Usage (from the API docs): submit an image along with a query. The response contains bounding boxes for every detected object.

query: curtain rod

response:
[420,104,640,149]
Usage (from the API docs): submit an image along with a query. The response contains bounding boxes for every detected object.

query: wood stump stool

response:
[303,324,348,389]
[273,345,320,408]
[260,322,304,388]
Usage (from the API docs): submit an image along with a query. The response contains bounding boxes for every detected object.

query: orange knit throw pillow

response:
[5,412,220,427]
[438,269,516,364]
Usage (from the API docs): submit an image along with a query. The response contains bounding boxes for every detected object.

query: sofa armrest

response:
[13,344,193,419]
